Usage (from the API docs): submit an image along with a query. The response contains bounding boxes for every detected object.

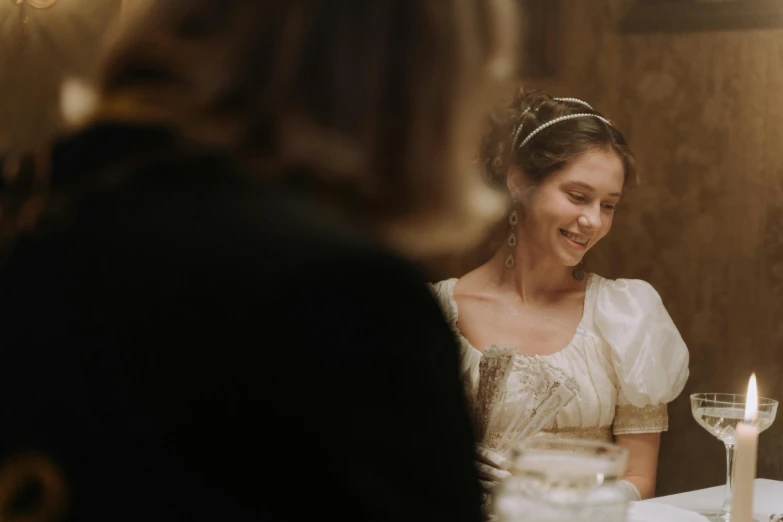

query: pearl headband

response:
[510,97,613,151]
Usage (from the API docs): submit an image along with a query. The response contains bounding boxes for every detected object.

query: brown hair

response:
[480,89,636,191]
[74,0,517,256]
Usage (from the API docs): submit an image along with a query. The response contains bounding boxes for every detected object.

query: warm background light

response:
[0,0,121,180]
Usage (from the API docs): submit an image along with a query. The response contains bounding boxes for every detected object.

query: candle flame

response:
[744,373,758,423]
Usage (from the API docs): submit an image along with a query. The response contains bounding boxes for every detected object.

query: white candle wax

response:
[731,374,759,522]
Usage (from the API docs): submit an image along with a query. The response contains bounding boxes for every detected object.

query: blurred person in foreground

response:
[0,1,517,521]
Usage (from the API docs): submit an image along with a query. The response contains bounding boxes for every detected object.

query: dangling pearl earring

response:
[572,262,585,281]
[505,209,518,269]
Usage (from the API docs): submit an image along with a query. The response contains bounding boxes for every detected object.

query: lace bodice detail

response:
[430,274,689,436]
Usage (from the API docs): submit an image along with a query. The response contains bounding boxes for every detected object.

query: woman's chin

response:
[555,252,584,268]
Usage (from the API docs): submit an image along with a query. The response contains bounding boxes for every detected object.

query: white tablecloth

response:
[646,478,783,520]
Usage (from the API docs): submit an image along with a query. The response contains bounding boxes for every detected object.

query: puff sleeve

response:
[594,279,689,435]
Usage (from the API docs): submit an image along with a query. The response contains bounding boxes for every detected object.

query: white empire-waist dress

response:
[430,273,690,444]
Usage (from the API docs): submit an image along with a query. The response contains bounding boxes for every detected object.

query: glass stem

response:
[720,443,736,517]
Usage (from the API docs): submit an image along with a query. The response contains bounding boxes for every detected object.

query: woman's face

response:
[516,148,625,267]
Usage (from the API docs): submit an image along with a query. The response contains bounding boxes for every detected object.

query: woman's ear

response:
[506,165,531,204]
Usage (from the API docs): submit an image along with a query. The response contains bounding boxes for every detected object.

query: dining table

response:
[632,479,783,521]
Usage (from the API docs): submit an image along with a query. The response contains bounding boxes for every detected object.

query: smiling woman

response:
[518,148,626,271]
[429,89,689,513]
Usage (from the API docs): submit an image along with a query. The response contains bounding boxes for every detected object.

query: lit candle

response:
[730,374,759,522]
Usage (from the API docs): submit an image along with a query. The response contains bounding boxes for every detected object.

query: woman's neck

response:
[486,242,580,304]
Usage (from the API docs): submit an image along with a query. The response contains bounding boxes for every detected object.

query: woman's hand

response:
[475,444,511,492]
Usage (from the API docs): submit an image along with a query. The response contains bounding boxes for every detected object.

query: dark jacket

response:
[0,124,482,522]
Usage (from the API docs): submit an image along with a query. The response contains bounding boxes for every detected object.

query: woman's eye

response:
[601,203,616,212]
[569,193,586,203]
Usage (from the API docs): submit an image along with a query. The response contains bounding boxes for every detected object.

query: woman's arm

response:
[615,432,661,500]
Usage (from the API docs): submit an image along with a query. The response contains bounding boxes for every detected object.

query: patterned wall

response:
[542,0,783,496]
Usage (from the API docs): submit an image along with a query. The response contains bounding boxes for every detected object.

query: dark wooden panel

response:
[622,0,783,34]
